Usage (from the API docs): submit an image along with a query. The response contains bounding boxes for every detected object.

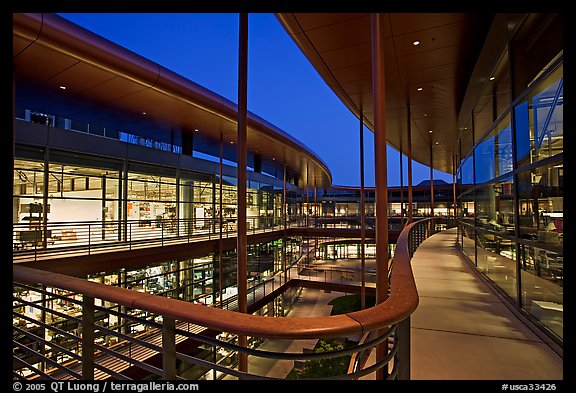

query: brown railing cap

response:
[13,219,424,339]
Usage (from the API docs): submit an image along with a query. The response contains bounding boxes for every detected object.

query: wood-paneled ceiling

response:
[276,13,495,175]
[13,13,332,188]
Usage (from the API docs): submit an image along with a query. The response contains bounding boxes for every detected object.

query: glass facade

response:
[457,54,563,342]
[12,147,289,250]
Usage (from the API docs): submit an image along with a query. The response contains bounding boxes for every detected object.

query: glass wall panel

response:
[474,135,495,184]
[514,63,563,168]
[127,165,178,238]
[13,159,45,225]
[495,115,513,177]
[519,243,563,339]
[495,52,511,118]
[477,231,517,300]
[461,155,474,186]
[475,177,515,234]
[473,83,494,145]
[517,163,563,243]
[461,225,476,263]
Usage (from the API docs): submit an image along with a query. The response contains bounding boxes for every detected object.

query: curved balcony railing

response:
[12,218,436,381]
[12,215,429,262]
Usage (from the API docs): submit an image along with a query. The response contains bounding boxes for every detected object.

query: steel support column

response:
[236,12,249,374]
[313,180,317,227]
[219,134,224,305]
[430,143,434,219]
[162,317,176,380]
[407,106,413,223]
[81,296,95,380]
[359,106,366,310]
[399,131,404,226]
[282,163,287,285]
[453,155,457,219]
[371,12,389,381]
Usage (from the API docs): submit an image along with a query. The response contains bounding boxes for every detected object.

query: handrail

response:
[13,219,423,341]
[13,218,434,380]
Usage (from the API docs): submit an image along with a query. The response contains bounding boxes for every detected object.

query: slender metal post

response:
[407,106,413,223]
[305,174,309,227]
[162,317,176,380]
[236,12,249,375]
[359,106,366,309]
[42,148,49,249]
[81,296,95,380]
[453,155,457,220]
[372,12,389,380]
[283,163,287,284]
[430,143,434,219]
[371,12,390,302]
[219,134,224,305]
[397,316,411,379]
[313,180,317,228]
[399,130,404,226]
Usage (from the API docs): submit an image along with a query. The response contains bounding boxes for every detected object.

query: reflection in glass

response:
[515,63,563,168]
[517,164,563,242]
[519,244,563,339]
[477,231,517,300]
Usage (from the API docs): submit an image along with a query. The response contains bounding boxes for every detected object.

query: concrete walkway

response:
[410,228,563,380]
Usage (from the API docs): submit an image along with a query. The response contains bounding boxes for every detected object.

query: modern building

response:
[12,12,563,381]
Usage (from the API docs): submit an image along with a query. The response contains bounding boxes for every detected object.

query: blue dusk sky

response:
[59,12,453,187]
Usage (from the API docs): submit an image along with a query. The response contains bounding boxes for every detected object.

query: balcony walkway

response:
[408,227,562,380]
[251,227,563,380]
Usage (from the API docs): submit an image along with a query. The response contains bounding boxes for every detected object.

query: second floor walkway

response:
[247,228,563,380]
[409,228,562,380]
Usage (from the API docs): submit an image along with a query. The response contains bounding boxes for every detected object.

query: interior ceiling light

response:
[417,87,423,91]
[59,85,66,90]
[413,40,420,46]
[429,130,433,133]
[142,112,146,115]
[435,141,439,145]
[194,129,199,132]
[489,76,495,81]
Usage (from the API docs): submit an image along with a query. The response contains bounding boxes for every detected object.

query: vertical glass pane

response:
[474,134,495,184]
[495,115,513,177]
[515,100,531,166]
[473,85,494,145]
[461,156,474,185]
[477,231,517,300]
[515,63,563,168]
[495,52,511,118]
[517,163,563,242]
[519,244,563,339]
[461,225,476,263]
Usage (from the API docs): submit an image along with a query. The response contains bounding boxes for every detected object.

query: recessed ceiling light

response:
[272,157,276,161]
[230,141,234,144]
[417,87,423,91]
[429,130,433,133]
[489,76,495,81]
[59,85,66,90]
[194,129,199,132]
[142,112,146,115]
[413,40,420,46]
[435,141,439,145]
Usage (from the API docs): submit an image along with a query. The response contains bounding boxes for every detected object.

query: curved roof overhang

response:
[12,13,332,189]
[276,13,495,175]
